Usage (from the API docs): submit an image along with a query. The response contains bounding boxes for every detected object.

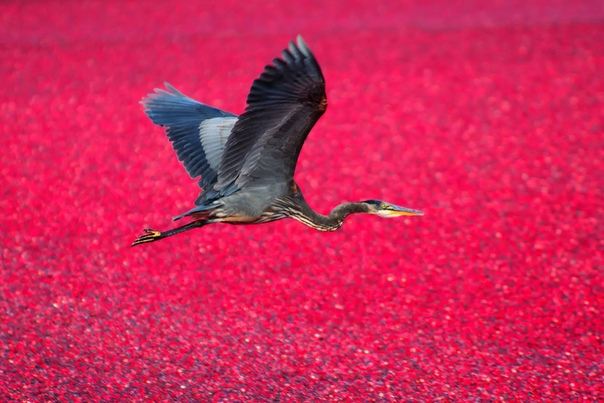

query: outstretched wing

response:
[213,35,327,196]
[141,83,238,190]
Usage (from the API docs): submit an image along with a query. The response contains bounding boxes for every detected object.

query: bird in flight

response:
[132,35,423,246]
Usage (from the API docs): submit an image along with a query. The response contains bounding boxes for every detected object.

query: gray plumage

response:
[132,36,423,246]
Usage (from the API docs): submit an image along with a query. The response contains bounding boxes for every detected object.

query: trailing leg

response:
[131,220,208,246]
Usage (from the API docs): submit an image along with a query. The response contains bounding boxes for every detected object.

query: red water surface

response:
[2,0,603,401]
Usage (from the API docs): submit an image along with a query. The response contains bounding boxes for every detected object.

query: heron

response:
[132,35,423,246]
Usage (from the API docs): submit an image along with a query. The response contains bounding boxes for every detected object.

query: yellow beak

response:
[389,206,424,217]
[377,205,424,218]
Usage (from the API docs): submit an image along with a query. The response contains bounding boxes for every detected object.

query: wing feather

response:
[213,35,327,196]
[141,83,238,191]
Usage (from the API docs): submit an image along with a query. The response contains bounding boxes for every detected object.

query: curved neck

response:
[290,199,370,231]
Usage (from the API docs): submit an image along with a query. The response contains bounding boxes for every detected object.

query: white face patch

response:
[198,117,237,170]
[376,209,397,218]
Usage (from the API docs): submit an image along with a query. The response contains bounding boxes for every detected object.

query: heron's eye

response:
[381,204,388,210]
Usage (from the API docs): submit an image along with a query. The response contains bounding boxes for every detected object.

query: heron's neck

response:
[293,200,370,231]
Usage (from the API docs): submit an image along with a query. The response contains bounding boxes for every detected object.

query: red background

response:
[2,0,603,401]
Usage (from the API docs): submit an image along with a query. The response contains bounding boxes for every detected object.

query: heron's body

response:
[132,36,423,246]
[188,182,292,224]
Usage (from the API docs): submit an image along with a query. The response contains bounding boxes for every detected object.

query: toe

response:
[131,229,163,247]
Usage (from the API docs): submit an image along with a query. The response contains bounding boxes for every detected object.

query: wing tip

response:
[296,35,309,53]
[139,82,191,110]
[283,35,312,60]
[291,35,312,58]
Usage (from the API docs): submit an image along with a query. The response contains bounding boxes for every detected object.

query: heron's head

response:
[362,200,424,218]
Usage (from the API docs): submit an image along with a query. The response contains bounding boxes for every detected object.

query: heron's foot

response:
[131,229,164,247]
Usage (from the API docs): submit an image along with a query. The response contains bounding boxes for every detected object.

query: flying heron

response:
[132,36,423,246]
